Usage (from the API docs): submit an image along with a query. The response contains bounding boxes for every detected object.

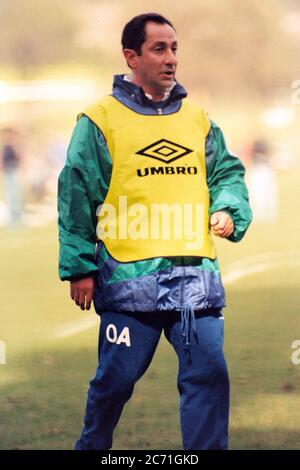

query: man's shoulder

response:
[183,97,208,114]
[77,95,120,133]
[182,98,211,135]
[78,95,114,120]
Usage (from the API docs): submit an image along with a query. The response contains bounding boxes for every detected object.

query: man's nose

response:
[165,49,177,67]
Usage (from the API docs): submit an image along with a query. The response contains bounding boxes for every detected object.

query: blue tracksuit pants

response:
[75,308,229,450]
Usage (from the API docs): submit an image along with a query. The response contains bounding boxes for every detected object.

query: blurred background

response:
[0,0,300,449]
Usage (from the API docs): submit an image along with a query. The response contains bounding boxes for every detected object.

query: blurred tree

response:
[1,0,299,100]
[178,0,300,96]
[0,0,80,75]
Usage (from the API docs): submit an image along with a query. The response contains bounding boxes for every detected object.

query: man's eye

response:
[155,48,163,52]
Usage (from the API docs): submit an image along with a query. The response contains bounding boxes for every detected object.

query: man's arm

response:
[58,115,112,309]
[206,121,253,242]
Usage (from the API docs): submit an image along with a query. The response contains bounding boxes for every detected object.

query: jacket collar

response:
[112,74,187,109]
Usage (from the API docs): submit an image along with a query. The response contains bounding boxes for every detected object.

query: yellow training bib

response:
[80,96,216,262]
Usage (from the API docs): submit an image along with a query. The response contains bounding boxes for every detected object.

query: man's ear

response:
[123,49,138,69]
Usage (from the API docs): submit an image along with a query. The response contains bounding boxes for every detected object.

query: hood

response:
[112,74,187,111]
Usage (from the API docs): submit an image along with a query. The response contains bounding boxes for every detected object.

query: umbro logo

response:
[136,139,193,164]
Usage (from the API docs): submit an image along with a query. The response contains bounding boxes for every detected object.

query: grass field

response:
[0,168,300,450]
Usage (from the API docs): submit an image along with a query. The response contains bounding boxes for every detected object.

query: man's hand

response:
[210,211,234,238]
[70,276,95,311]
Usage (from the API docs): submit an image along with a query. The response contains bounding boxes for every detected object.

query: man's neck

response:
[124,74,174,102]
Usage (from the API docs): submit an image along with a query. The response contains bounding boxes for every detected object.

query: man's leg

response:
[164,310,229,450]
[75,311,163,450]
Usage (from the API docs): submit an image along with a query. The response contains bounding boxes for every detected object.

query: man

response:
[58,13,252,450]
[1,128,23,226]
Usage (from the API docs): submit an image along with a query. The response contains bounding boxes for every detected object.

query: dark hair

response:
[121,13,175,55]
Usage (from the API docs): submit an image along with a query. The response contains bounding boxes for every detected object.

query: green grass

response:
[0,169,300,450]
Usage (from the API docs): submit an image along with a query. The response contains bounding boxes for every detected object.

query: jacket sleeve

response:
[205,120,253,242]
[57,115,112,280]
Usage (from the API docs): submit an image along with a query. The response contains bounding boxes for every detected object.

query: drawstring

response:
[180,305,198,358]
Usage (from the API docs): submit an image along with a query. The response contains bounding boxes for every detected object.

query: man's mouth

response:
[161,71,175,78]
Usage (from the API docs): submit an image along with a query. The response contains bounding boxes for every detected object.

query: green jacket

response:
[58,75,252,313]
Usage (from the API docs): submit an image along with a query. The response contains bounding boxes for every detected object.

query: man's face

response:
[128,21,178,96]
